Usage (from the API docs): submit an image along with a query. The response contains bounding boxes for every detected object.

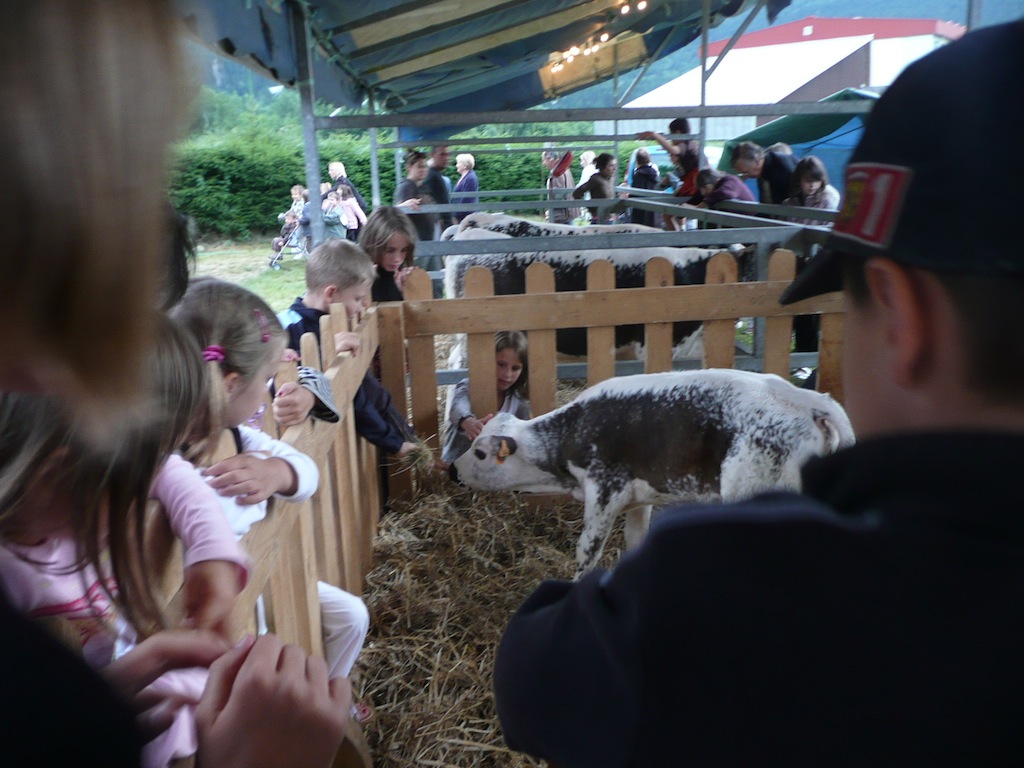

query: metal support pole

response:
[966,0,984,30]
[368,91,381,208]
[288,0,323,246]
[613,44,620,173]
[700,0,709,159]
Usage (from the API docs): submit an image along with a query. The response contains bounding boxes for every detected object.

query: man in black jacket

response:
[731,140,798,204]
[425,145,453,234]
[494,19,1024,768]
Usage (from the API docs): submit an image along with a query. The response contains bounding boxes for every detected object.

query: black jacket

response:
[282,298,413,453]
[0,588,143,766]
[495,433,1024,767]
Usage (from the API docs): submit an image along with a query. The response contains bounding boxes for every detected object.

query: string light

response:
[549,3,648,75]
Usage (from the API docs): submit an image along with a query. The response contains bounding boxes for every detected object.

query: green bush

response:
[170,87,640,237]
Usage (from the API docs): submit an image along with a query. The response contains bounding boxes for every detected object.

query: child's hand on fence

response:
[334,330,361,355]
[183,559,244,639]
[203,454,298,505]
[195,634,351,768]
[395,266,415,290]
[273,382,315,427]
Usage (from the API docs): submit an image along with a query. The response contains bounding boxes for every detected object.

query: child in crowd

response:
[322,190,349,241]
[629,147,661,228]
[571,152,619,224]
[271,210,300,257]
[338,184,367,242]
[278,238,417,456]
[782,155,841,225]
[170,277,370,687]
[0,315,250,768]
[360,206,419,303]
[442,331,530,470]
[278,184,305,222]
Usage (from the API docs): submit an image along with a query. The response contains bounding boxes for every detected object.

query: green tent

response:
[719,88,880,195]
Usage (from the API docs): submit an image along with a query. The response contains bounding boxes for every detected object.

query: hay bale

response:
[356,478,622,767]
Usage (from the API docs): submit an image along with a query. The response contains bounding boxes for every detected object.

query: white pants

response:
[255,583,368,679]
[318,580,369,679]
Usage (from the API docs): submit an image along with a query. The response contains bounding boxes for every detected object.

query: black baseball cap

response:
[780,19,1024,305]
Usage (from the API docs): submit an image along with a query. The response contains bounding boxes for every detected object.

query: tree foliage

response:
[170,87,605,237]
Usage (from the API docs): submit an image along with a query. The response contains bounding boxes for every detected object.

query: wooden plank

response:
[267,501,321,654]
[313,445,342,587]
[403,270,441,451]
[358,436,381,576]
[329,304,352,367]
[586,261,616,387]
[403,268,433,302]
[369,0,623,82]
[466,267,498,418]
[400,282,844,337]
[703,253,739,370]
[644,257,674,374]
[525,263,557,416]
[817,311,845,403]
[763,249,797,377]
[333,407,365,594]
[377,303,413,501]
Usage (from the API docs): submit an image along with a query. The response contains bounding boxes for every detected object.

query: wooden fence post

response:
[525,263,557,416]
[377,302,414,501]
[763,249,797,378]
[817,311,845,401]
[644,257,674,374]
[702,252,739,370]
[587,260,616,387]
[465,266,498,418]
[403,269,441,454]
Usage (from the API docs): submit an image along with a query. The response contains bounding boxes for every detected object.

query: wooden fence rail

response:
[379,249,845,501]
[150,304,382,768]
[149,251,844,764]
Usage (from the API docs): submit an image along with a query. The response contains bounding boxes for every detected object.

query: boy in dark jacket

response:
[278,239,416,462]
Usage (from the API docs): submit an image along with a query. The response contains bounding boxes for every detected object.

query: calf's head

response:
[453,413,566,493]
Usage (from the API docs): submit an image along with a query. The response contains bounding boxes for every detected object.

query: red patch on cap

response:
[834,163,913,249]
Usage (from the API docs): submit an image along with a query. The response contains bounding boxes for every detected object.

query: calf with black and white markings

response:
[454,369,854,579]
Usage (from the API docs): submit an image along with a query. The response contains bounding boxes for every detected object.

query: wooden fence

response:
[379,248,845,504]
[149,250,844,765]
[150,304,382,768]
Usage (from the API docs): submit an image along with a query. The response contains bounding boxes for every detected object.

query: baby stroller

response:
[269,217,309,269]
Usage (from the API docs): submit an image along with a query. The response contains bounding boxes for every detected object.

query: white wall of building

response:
[869,35,947,86]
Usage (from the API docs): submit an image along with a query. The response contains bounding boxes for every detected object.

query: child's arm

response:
[273,367,341,427]
[204,426,319,505]
[351,378,410,455]
[152,455,250,635]
[448,379,492,440]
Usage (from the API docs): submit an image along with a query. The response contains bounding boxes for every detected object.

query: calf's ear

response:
[491,435,518,463]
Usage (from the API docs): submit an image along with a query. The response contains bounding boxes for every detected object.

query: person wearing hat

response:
[493,19,1024,767]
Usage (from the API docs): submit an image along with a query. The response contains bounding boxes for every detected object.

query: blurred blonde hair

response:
[0,0,191,424]
[0,315,208,636]
[307,240,376,293]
